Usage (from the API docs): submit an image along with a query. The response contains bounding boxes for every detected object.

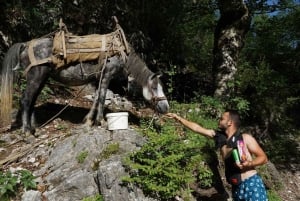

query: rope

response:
[38,85,87,128]
[96,54,108,98]
[38,53,108,129]
[142,112,160,130]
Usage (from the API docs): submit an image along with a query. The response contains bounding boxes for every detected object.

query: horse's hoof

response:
[84,119,94,127]
[20,130,36,144]
[100,119,107,128]
[22,127,36,137]
[94,119,107,129]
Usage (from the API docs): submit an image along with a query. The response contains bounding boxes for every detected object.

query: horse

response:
[0,32,169,135]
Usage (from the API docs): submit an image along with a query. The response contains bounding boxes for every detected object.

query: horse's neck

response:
[126,52,153,86]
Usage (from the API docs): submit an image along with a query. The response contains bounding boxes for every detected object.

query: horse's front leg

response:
[84,57,121,127]
[95,58,121,126]
[84,88,100,126]
[84,75,110,127]
[84,76,109,127]
[94,76,109,126]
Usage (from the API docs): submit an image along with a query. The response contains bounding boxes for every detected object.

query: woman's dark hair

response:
[225,109,241,128]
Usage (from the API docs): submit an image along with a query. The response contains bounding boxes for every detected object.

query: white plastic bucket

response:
[106,112,129,130]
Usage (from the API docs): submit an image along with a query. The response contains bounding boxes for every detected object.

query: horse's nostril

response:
[156,101,169,114]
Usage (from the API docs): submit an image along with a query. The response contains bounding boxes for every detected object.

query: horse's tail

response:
[0,43,24,128]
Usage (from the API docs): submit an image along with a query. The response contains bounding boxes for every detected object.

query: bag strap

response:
[227,130,242,148]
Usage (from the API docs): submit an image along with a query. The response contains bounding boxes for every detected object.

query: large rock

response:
[24,126,158,201]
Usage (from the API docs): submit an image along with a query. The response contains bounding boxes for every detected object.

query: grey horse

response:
[0,36,169,135]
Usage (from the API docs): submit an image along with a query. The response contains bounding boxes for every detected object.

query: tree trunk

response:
[213,0,251,97]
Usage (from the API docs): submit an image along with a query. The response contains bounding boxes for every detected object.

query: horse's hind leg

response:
[21,66,51,136]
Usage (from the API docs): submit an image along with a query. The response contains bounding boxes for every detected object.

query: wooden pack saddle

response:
[25,18,129,74]
[52,21,130,68]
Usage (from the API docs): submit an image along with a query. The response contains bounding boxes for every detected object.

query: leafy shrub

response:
[18,170,37,191]
[0,169,37,200]
[0,171,18,200]
[123,108,216,200]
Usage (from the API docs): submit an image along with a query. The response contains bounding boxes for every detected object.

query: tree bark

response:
[213,0,251,97]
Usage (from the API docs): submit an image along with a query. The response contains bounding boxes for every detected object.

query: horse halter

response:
[151,96,167,105]
[147,81,167,108]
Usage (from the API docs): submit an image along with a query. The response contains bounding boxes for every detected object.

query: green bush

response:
[0,169,37,200]
[123,107,216,200]
[267,189,282,201]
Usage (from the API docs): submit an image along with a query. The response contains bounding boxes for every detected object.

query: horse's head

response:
[124,49,169,114]
[143,73,169,114]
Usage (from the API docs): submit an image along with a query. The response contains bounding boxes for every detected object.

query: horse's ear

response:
[150,73,162,80]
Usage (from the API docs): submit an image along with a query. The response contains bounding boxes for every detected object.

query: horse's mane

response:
[125,49,154,86]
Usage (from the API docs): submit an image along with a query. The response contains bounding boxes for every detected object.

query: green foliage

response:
[0,171,18,199]
[267,190,282,201]
[82,194,104,201]
[99,143,120,161]
[196,96,225,118]
[165,65,178,100]
[197,167,214,188]
[76,150,89,164]
[92,143,120,171]
[238,5,300,137]
[0,170,37,200]
[264,132,300,163]
[18,170,37,191]
[123,105,216,200]
[190,95,249,120]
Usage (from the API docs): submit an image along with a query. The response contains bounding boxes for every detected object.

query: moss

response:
[76,150,89,164]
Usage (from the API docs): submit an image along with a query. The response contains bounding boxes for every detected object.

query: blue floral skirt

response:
[232,174,268,201]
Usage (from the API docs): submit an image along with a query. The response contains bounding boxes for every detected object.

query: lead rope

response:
[142,113,157,130]
[142,109,163,131]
